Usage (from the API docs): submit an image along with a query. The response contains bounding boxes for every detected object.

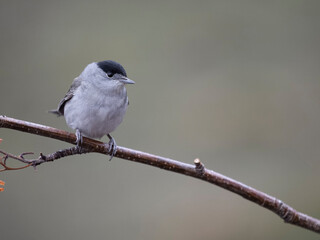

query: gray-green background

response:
[1,1,320,239]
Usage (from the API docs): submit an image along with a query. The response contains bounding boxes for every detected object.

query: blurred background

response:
[1,0,320,239]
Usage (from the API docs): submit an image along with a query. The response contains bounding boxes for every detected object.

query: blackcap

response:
[50,60,134,159]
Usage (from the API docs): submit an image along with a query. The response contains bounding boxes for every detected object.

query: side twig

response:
[0,115,319,234]
[0,147,91,171]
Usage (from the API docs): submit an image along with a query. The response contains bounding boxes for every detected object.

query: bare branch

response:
[0,153,32,172]
[0,115,319,234]
[0,147,91,171]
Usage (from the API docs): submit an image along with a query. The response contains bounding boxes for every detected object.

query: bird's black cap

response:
[97,60,127,77]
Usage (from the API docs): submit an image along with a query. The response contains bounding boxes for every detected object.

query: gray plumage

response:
[50,61,134,155]
[49,77,82,116]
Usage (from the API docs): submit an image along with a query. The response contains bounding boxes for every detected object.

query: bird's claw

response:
[107,134,117,161]
[75,129,83,152]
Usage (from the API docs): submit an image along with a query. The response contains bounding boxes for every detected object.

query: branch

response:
[0,116,319,234]
[0,147,91,171]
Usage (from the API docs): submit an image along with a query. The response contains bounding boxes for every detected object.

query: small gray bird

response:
[50,60,134,159]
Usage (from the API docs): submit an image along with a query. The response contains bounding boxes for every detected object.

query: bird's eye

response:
[106,72,114,77]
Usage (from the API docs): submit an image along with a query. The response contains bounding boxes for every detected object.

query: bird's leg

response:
[75,129,83,152]
[107,134,117,161]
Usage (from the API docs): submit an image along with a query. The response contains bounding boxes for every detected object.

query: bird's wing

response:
[49,77,82,116]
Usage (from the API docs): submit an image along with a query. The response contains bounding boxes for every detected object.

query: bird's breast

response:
[64,84,128,138]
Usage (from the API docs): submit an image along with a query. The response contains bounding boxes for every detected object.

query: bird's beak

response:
[119,77,135,84]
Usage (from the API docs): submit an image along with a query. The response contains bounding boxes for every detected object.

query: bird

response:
[50,60,135,160]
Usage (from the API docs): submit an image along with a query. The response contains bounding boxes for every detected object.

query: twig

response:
[0,153,32,172]
[0,147,90,171]
[0,115,319,234]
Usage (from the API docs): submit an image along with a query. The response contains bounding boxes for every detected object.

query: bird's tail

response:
[48,109,63,117]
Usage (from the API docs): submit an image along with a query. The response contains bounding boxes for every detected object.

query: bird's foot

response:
[75,129,83,152]
[107,134,117,161]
